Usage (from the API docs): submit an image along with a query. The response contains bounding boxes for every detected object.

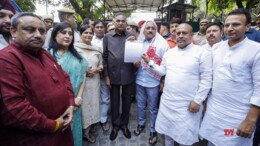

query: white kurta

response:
[199,38,260,146]
[91,35,103,52]
[202,43,212,52]
[149,43,212,145]
[202,41,222,52]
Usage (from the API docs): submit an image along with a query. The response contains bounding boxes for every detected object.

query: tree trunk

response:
[205,0,209,18]
[245,0,255,9]
[68,0,93,19]
[235,0,244,8]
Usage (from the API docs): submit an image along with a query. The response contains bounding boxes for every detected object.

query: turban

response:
[0,0,16,14]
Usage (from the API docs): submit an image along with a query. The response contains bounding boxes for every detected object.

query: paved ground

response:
[83,101,207,146]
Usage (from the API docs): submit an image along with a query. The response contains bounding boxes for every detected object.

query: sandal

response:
[83,134,96,144]
[134,125,145,136]
[149,132,158,145]
[100,122,110,132]
[89,124,96,133]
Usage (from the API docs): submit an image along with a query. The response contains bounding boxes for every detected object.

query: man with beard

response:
[199,8,260,146]
[0,12,75,146]
[202,22,223,51]
[0,0,15,50]
[134,21,169,145]
[193,19,208,46]
[103,12,135,141]
[142,23,212,146]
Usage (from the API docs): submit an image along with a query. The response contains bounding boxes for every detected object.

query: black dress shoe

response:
[109,128,119,141]
[121,127,131,139]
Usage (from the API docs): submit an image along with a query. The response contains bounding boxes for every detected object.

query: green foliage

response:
[192,0,260,22]
[13,0,36,12]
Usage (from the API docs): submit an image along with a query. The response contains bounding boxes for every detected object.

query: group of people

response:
[0,0,260,146]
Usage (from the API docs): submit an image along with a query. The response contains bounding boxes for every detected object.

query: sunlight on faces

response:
[81,27,93,44]
[206,25,222,45]
[176,24,193,49]
[0,9,14,35]
[224,14,250,43]
[11,16,46,50]
[144,21,156,41]
[55,27,73,49]
[113,15,126,31]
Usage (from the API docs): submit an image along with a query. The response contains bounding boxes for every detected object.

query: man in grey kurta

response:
[103,12,135,141]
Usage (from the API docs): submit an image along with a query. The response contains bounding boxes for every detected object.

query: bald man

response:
[142,23,212,146]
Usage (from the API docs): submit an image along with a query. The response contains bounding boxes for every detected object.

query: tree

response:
[13,0,36,12]
[192,0,260,21]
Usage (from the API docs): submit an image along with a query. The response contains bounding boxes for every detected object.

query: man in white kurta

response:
[199,8,260,146]
[142,23,212,146]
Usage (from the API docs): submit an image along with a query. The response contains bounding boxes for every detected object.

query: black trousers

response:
[253,117,260,146]
[110,83,132,129]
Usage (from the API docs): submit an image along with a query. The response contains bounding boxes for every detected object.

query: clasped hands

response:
[55,106,74,132]
[86,67,102,77]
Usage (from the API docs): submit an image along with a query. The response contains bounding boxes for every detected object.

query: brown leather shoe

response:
[121,127,131,139]
[109,128,119,141]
